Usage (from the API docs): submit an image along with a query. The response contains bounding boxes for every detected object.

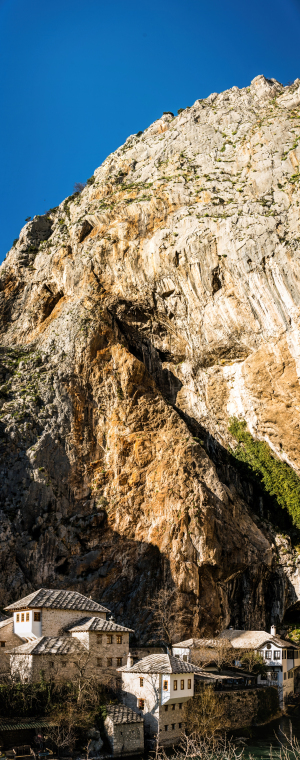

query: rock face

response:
[1,74,300,638]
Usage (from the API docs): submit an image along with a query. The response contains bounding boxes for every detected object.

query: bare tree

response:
[184,686,226,738]
[73,182,86,193]
[155,732,244,760]
[191,641,234,672]
[144,586,187,648]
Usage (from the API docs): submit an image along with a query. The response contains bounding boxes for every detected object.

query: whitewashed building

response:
[119,653,202,747]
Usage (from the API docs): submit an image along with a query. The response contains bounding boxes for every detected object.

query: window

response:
[138,699,144,710]
[16,614,19,623]
[165,706,168,712]
[274,651,281,660]
[21,613,25,622]
[179,723,182,729]
[295,651,299,660]
[61,661,66,668]
[117,657,123,667]
[180,680,184,690]
[271,672,278,681]
[172,704,175,711]
[140,678,144,687]
[183,655,188,662]
[188,679,191,689]
[163,680,168,691]
[107,658,112,667]
[117,635,122,644]
[107,635,113,644]
[164,726,168,732]
[284,672,287,680]
[173,679,178,691]
[97,658,102,667]
[50,662,54,668]
[172,724,175,730]
[265,651,271,659]
[26,612,29,622]
[34,612,40,622]
[0,642,5,648]
[282,650,286,659]
[97,635,102,644]
[179,703,183,710]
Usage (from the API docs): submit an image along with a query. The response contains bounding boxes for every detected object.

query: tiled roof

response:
[173,638,232,649]
[5,588,110,614]
[118,653,204,674]
[219,630,294,649]
[105,705,143,724]
[0,617,13,630]
[67,616,134,633]
[7,636,85,655]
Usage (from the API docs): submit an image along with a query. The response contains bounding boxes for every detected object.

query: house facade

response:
[119,653,201,747]
[5,589,133,684]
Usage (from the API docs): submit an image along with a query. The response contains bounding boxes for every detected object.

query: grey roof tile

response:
[118,653,204,674]
[67,616,134,633]
[219,629,294,649]
[5,588,110,614]
[0,617,13,630]
[105,705,143,724]
[8,636,85,655]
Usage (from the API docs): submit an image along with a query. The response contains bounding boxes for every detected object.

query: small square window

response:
[180,680,184,690]
[107,658,112,667]
[163,680,168,691]
[26,613,29,622]
[265,651,271,659]
[50,662,54,668]
[138,699,144,710]
[284,672,287,680]
[140,678,144,687]
[117,635,122,644]
[117,657,122,667]
[172,704,175,711]
[21,613,25,622]
[173,680,177,691]
[34,612,40,622]
[274,650,281,660]
[16,614,19,623]
[107,635,113,644]
[183,655,188,662]
[179,723,182,729]
[179,703,182,710]
[0,642,5,648]
[164,726,168,732]
[165,706,168,712]
[97,658,102,667]
[172,724,175,731]
[188,678,191,689]
[97,635,102,644]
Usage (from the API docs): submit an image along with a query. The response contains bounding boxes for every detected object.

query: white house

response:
[219,628,300,704]
[119,652,203,747]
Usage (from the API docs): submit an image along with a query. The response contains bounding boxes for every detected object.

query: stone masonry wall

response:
[104,717,144,756]
[159,701,186,747]
[0,621,24,672]
[219,687,279,729]
[41,608,106,636]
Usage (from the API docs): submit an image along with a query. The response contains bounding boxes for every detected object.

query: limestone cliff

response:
[1,74,300,639]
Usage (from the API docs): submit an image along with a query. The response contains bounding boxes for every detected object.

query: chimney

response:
[270,625,276,636]
[127,652,134,669]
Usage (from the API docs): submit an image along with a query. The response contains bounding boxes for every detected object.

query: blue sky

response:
[1,0,300,263]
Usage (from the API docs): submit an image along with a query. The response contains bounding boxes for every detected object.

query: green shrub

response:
[136,131,143,137]
[228,417,300,529]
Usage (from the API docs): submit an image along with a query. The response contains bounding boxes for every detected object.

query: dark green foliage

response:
[136,131,143,137]
[0,678,114,719]
[12,238,19,247]
[163,112,174,117]
[86,176,95,186]
[177,109,184,114]
[229,417,300,529]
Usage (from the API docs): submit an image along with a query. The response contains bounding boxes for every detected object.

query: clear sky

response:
[1,0,300,263]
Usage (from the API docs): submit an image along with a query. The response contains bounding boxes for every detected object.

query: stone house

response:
[104,704,144,756]
[119,653,202,747]
[0,618,25,672]
[6,588,133,684]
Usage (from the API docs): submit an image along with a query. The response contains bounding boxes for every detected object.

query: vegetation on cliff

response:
[229,418,300,529]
